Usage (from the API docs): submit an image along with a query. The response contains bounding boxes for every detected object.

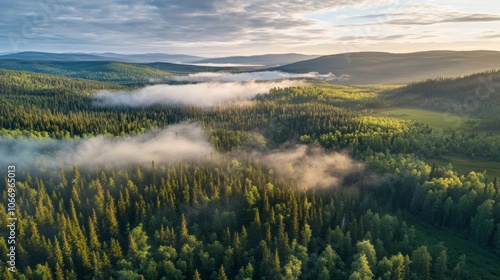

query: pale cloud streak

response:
[0,0,499,55]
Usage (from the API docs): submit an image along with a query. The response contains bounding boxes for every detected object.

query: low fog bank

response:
[171,71,344,83]
[2,124,371,190]
[0,123,214,170]
[187,63,265,67]
[94,71,347,108]
[94,80,301,107]
[254,145,365,189]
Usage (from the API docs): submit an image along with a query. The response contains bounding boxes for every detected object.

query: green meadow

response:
[373,107,469,130]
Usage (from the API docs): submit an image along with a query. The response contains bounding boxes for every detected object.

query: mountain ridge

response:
[270,50,500,84]
[0,51,206,64]
[193,53,319,66]
[0,59,174,83]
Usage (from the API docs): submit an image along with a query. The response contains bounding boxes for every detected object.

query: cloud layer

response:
[1,123,367,190]
[0,0,369,53]
[257,146,364,189]
[0,123,215,169]
[95,71,348,108]
[171,71,341,82]
[94,80,300,107]
[2,0,499,54]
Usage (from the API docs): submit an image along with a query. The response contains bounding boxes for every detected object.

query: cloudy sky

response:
[1,0,499,56]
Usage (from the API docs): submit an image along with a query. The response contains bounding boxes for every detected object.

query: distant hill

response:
[93,53,205,63]
[397,70,500,113]
[401,69,500,100]
[385,69,500,129]
[0,60,174,83]
[0,69,124,95]
[0,52,205,63]
[0,51,107,61]
[194,53,319,67]
[272,51,500,84]
[141,62,243,73]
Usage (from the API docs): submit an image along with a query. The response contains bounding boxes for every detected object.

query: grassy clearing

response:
[434,156,500,180]
[411,220,500,280]
[372,107,469,130]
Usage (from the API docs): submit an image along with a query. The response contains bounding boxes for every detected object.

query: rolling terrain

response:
[0,51,318,66]
[0,60,248,83]
[3,0,499,278]
[0,60,499,279]
[272,51,500,84]
[389,70,500,130]
[90,52,205,63]
[0,51,204,64]
[141,62,243,73]
[0,60,174,83]
[0,51,108,61]
[193,53,319,66]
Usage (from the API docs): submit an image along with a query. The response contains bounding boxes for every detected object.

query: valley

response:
[0,54,499,279]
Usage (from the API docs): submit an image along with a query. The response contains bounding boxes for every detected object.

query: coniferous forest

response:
[1,66,500,280]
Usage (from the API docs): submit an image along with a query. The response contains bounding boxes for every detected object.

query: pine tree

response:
[273,248,281,279]
[253,208,262,228]
[434,250,448,280]
[88,218,101,251]
[61,231,74,268]
[355,240,377,273]
[29,221,42,253]
[265,224,272,243]
[218,265,228,280]
[223,227,232,247]
[300,223,312,247]
[181,214,189,242]
[349,253,374,280]
[260,241,273,279]
[105,191,119,237]
[193,269,202,280]
[233,232,243,268]
[282,255,302,280]
[470,200,495,246]
[4,269,15,280]
[411,246,432,280]
[389,253,407,280]
[109,238,123,263]
[241,226,248,250]
[291,199,300,240]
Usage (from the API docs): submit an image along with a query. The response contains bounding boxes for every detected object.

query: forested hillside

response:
[0,70,499,279]
[0,60,174,83]
[0,52,107,61]
[272,51,500,84]
[0,69,125,94]
[193,53,319,67]
[392,70,500,129]
[0,52,204,64]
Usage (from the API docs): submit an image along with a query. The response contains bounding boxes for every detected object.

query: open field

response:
[434,156,500,180]
[373,107,469,130]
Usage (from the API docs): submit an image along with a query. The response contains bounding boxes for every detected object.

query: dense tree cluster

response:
[368,153,500,254]
[2,71,500,160]
[393,70,500,129]
[1,69,500,279]
[0,160,478,279]
[0,61,174,83]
